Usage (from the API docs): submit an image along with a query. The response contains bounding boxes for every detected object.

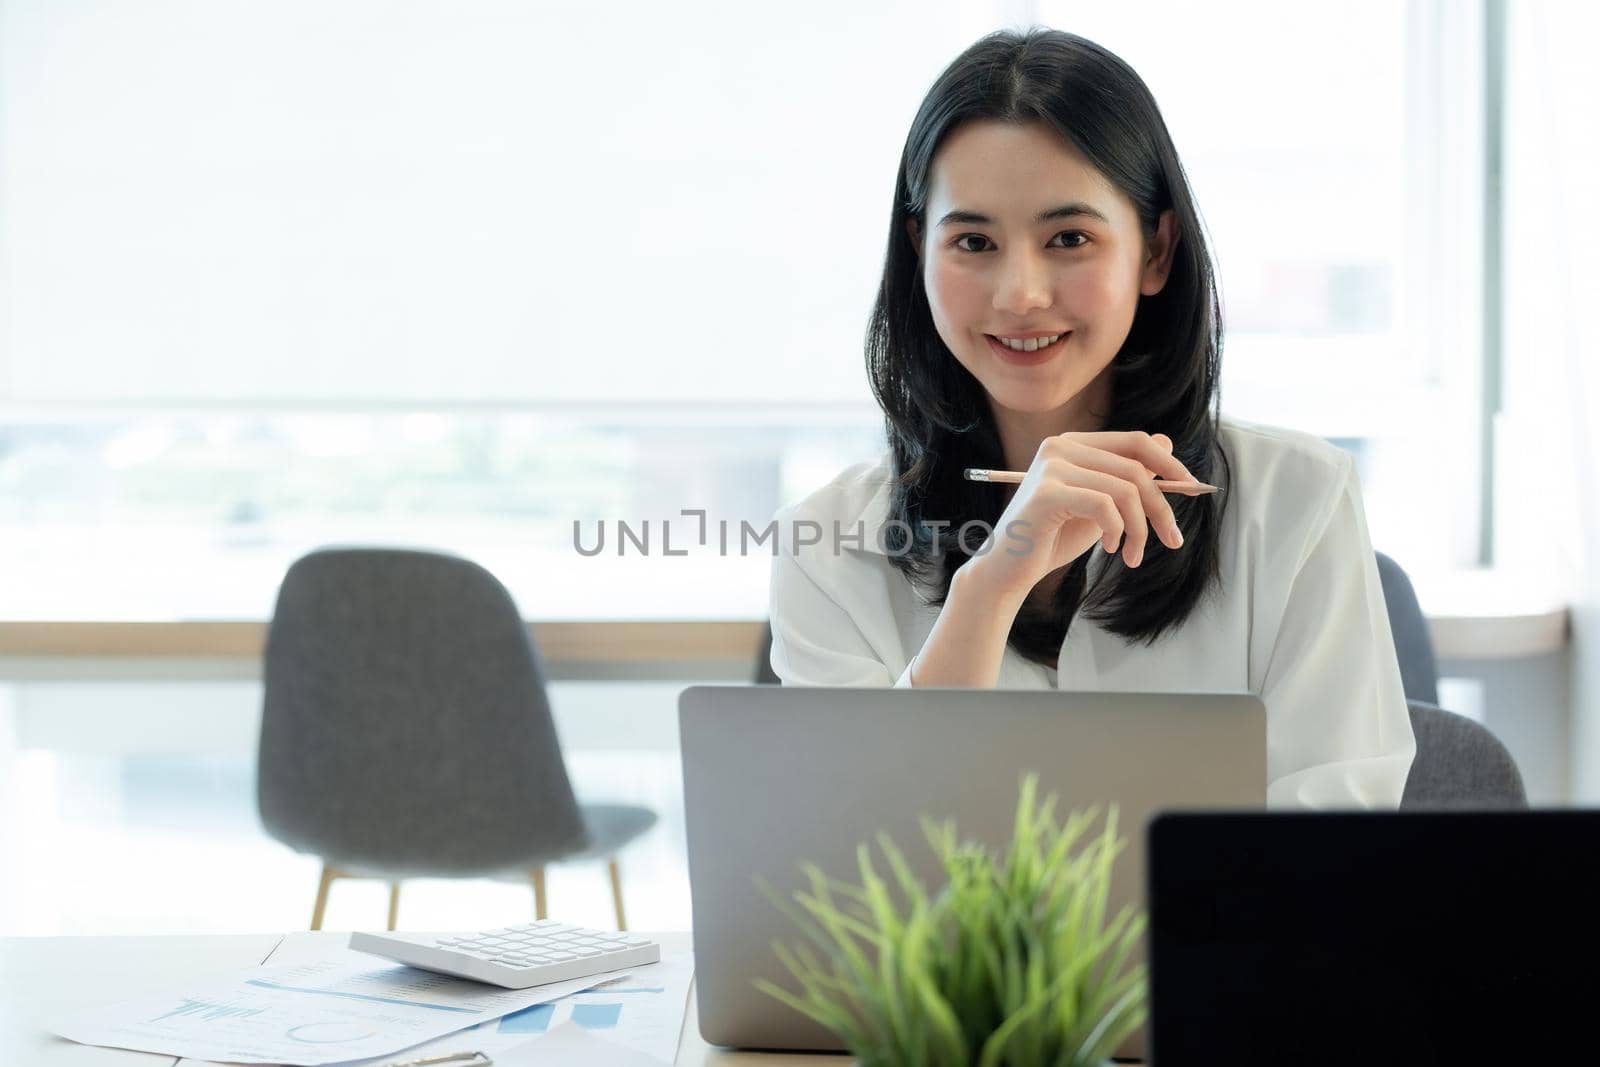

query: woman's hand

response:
[965,431,1198,603]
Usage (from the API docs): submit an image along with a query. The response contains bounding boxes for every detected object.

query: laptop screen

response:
[1148,812,1598,1065]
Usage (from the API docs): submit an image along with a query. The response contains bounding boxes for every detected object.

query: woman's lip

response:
[985,332,1070,365]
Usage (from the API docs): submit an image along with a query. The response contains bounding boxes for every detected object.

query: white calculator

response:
[349,919,660,989]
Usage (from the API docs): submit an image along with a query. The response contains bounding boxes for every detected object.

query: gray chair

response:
[1402,698,1527,808]
[1375,550,1441,705]
[1375,552,1527,807]
[258,547,657,931]
[754,622,779,684]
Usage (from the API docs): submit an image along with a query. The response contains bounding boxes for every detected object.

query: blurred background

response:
[2,0,1596,937]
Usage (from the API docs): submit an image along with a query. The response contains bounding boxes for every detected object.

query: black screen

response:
[1147,811,1600,1065]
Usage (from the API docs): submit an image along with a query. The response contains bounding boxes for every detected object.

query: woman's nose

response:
[993,249,1052,314]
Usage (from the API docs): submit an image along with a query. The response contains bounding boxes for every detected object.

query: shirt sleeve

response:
[768,535,916,688]
[1260,452,1417,808]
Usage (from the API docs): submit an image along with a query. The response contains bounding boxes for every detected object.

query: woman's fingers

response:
[1133,431,1194,482]
[1058,430,1195,483]
[1043,461,1150,566]
[1053,441,1183,554]
[1056,484,1125,554]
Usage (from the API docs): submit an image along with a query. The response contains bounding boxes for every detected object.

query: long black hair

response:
[866,27,1232,666]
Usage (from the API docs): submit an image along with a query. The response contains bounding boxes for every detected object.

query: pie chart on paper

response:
[286,1021,379,1043]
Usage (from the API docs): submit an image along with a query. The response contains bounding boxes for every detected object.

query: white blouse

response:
[766,415,1416,809]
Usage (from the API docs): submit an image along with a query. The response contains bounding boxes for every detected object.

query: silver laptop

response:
[678,684,1266,1055]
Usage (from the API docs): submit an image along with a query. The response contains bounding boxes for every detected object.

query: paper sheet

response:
[494,1019,677,1067]
[327,952,694,1067]
[48,947,632,1066]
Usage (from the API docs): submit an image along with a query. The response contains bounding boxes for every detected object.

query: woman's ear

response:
[1139,209,1180,296]
[906,217,923,257]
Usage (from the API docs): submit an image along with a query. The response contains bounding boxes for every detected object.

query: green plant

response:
[756,774,1146,1067]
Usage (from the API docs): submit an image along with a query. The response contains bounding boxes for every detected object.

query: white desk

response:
[0,932,847,1066]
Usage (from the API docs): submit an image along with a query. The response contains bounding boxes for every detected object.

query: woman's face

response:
[910,120,1177,431]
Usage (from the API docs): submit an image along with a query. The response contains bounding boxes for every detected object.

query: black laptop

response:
[1148,812,1600,1065]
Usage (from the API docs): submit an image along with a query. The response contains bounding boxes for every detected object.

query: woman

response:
[766,28,1415,808]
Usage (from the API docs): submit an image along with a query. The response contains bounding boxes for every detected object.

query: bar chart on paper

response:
[154,999,267,1023]
[442,955,693,1063]
[496,983,664,1033]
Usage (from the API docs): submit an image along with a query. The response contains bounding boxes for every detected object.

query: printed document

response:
[49,948,632,1065]
[329,951,694,1066]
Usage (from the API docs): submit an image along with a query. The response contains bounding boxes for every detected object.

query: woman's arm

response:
[768,540,907,686]
[768,531,1027,688]
[1257,452,1417,808]
[905,560,1029,687]
[771,431,1194,689]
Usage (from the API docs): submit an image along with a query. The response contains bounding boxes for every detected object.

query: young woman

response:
[766,28,1415,808]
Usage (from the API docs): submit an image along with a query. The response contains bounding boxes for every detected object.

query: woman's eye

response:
[953,231,1087,253]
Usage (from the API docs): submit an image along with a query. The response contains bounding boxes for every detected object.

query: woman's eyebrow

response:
[936,202,1109,227]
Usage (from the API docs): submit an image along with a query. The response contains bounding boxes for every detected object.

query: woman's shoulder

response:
[1217,414,1354,506]
[1214,415,1362,581]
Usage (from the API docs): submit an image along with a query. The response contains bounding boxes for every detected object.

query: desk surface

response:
[0,932,847,1067]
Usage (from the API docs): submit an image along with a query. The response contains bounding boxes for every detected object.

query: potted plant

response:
[757,774,1146,1067]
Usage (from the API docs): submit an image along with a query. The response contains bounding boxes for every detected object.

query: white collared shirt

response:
[766,415,1417,809]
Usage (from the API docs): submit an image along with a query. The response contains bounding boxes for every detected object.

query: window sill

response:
[0,569,1570,676]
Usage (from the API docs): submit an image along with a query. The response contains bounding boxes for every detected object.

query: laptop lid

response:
[1148,811,1598,1065]
[680,685,1266,1052]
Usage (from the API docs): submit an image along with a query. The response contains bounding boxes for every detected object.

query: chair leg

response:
[530,867,548,920]
[311,863,341,931]
[387,882,402,931]
[608,857,627,931]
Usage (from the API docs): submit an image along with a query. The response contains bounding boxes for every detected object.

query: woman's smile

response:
[985,331,1071,366]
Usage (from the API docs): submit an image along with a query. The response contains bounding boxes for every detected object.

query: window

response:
[0,1,1488,622]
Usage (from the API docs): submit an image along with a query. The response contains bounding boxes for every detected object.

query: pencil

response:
[963,467,1222,495]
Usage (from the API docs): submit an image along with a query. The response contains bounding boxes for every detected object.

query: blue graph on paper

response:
[495,986,663,1034]
[152,998,265,1023]
[498,1004,556,1034]
[571,1003,622,1029]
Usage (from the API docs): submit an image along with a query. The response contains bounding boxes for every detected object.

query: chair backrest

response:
[1401,699,1527,809]
[257,548,589,875]
[1375,551,1440,705]
[754,622,779,684]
